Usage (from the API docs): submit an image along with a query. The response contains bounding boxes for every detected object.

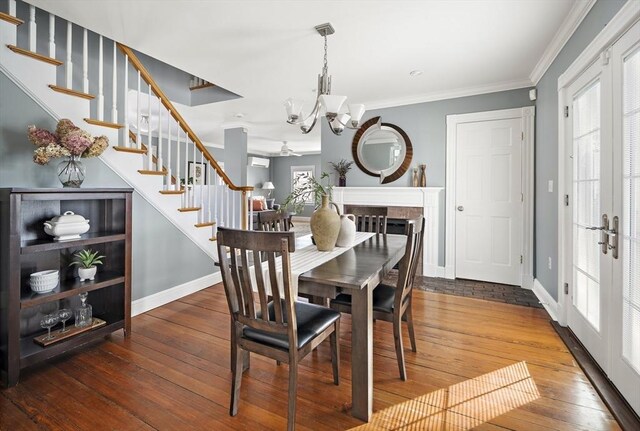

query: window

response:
[291,165,315,203]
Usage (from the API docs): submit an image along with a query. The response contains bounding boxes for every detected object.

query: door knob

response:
[457,206,464,211]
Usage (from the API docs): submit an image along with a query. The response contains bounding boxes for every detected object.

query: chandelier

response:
[284,23,365,136]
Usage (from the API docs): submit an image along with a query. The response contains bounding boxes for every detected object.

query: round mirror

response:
[352,117,412,184]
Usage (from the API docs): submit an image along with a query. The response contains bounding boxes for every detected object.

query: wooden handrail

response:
[117,43,253,192]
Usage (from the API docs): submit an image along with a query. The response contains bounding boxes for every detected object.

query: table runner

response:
[250,231,376,297]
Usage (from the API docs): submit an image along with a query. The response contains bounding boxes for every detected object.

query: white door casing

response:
[445,107,535,286]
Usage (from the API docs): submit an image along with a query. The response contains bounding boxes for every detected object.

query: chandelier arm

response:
[301,108,321,134]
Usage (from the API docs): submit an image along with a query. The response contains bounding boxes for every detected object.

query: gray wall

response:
[321,88,534,266]
[224,128,248,186]
[0,72,216,301]
[271,154,322,217]
[535,0,627,300]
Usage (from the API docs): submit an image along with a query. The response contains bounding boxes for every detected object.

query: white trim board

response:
[445,107,535,286]
[131,272,222,316]
[530,0,597,84]
[532,279,559,322]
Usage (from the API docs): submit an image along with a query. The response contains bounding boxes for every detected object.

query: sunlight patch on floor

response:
[350,361,539,430]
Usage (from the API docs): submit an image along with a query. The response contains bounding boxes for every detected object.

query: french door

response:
[565,20,640,415]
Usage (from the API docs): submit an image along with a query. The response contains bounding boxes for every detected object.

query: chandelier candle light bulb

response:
[284,23,365,136]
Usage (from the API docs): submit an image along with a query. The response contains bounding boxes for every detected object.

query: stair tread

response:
[0,12,23,25]
[178,207,201,212]
[113,146,147,155]
[138,170,167,175]
[195,222,215,228]
[209,237,217,242]
[7,45,62,66]
[159,190,185,195]
[49,85,95,99]
[84,118,123,129]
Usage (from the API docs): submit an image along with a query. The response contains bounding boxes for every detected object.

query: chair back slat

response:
[348,206,388,234]
[395,217,425,308]
[217,228,296,335]
[258,211,291,232]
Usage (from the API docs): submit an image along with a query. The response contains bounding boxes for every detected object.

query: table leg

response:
[351,285,373,421]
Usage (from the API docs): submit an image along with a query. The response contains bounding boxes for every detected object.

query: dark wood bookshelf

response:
[0,188,133,387]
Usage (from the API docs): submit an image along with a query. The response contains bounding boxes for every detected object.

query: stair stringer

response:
[0,20,219,261]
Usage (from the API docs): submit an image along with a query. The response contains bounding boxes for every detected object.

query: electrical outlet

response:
[548,180,554,193]
[548,257,552,270]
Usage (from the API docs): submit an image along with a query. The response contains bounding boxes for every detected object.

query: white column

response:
[123,54,129,147]
[28,5,36,52]
[48,14,55,58]
[156,97,163,173]
[97,35,104,120]
[111,41,118,123]
[82,29,89,93]
[65,22,72,88]
[136,70,141,149]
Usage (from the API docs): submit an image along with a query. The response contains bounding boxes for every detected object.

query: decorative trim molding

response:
[131,272,222,316]
[530,0,597,84]
[558,0,640,89]
[532,279,558,321]
[364,78,532,111]
[445,107,535,286]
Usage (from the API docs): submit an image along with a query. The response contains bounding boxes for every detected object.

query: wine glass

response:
[57,308,72,333]
[40,313,60,341]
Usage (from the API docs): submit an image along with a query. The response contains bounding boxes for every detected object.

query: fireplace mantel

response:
[332,187,444,277]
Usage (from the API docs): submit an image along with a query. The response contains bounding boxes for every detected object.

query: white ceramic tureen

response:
[43,211,90,241]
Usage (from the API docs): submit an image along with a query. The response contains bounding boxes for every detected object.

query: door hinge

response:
[521,131,524,141]
[564,194,569,206]
[564,282,569,295]
[520,255,523,264]
[564,106,569,118]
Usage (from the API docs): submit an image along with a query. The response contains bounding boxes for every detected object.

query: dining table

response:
[295,233,408,422]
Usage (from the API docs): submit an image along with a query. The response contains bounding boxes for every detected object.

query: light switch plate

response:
[548,180,554,193]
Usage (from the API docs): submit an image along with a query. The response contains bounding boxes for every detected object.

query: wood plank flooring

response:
[1,284,620,430]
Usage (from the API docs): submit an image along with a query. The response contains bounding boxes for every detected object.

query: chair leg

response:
[393,317,407,381]
[287,360,298,431]
[406,304,417,353]
[242,350,251,372]
[230,345,244,416]
[330,320,340,385]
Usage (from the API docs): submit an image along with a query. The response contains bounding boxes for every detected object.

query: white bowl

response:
[30,270,59,294]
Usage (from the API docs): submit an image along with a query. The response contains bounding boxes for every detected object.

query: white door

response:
[565,59,612,369]
[564,20,640,415]
[455,118,523,285]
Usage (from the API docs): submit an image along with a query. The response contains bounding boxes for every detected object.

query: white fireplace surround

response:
[332,187,444,277]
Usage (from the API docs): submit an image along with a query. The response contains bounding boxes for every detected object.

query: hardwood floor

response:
[1,285,620,430]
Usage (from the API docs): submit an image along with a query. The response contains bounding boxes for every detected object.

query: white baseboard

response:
[522,275,534,290]
[131,272,222,317]
[532,278,558,321]
[424,265,446,278]
[444,265,455,280]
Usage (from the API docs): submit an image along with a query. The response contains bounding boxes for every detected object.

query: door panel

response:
[455,118,522,285]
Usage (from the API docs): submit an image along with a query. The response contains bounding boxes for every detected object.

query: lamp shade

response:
[348,104,365,123]
[262,181,275,190]
[319,95,347,114]
[284,98,303,122]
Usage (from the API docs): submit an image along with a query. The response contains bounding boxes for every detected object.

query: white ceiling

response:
[29,0,577,155]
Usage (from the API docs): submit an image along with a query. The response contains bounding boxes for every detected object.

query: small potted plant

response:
[69,249,105,281]
[329,159,354,187]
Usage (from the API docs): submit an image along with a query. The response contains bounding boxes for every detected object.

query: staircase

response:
[0,1,253,261]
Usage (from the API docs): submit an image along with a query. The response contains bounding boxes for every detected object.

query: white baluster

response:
[82,29,88,93]
[97,35,104,120]
[192,137,197,208]
[48,14,55,58]
[212,170,218,226]
[65,22,72,88]
[136,70,141,149]
[207,163,212,223]
[184,137,189,206]
[146,83,152,171]
[111,42,118,123]
[28,5,36,52]
[248,191,253,231]
[123,54,129,147]
[157,98,163,173]
[9,0,16,16]
[166,110,172,190]
[175,128,181,192]
[199,151,205,223]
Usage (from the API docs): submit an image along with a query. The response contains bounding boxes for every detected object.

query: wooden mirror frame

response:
[351,116,413,184]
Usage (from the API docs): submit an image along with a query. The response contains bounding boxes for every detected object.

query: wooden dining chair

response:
[258,210,291,232]
[330,216,424,381]
[216,227,340,431]
[348,206,389,234]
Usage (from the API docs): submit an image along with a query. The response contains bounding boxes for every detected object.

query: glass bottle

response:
[75,292,93,328]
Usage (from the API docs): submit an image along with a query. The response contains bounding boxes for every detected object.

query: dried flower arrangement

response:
[28,119,109,165]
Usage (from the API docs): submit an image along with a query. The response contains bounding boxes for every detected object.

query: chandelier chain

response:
[323,34,328,75]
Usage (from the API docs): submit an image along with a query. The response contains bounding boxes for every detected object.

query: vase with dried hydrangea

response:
[28,119,109,188]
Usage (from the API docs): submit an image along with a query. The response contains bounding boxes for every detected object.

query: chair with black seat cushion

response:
[258,210,291,232]
[217,227,340,431]
[330,216,424,381]
[348,206,389,234]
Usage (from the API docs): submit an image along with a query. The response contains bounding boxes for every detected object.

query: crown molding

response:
[364,78,533,111]
[529,0,597,84]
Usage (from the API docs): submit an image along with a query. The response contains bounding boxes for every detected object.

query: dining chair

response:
[216,227,341,431]
[258,210,291,232]
[330,216,424,381]
[348,206,389,234]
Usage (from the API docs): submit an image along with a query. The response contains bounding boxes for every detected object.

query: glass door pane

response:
[572,80,602,331]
